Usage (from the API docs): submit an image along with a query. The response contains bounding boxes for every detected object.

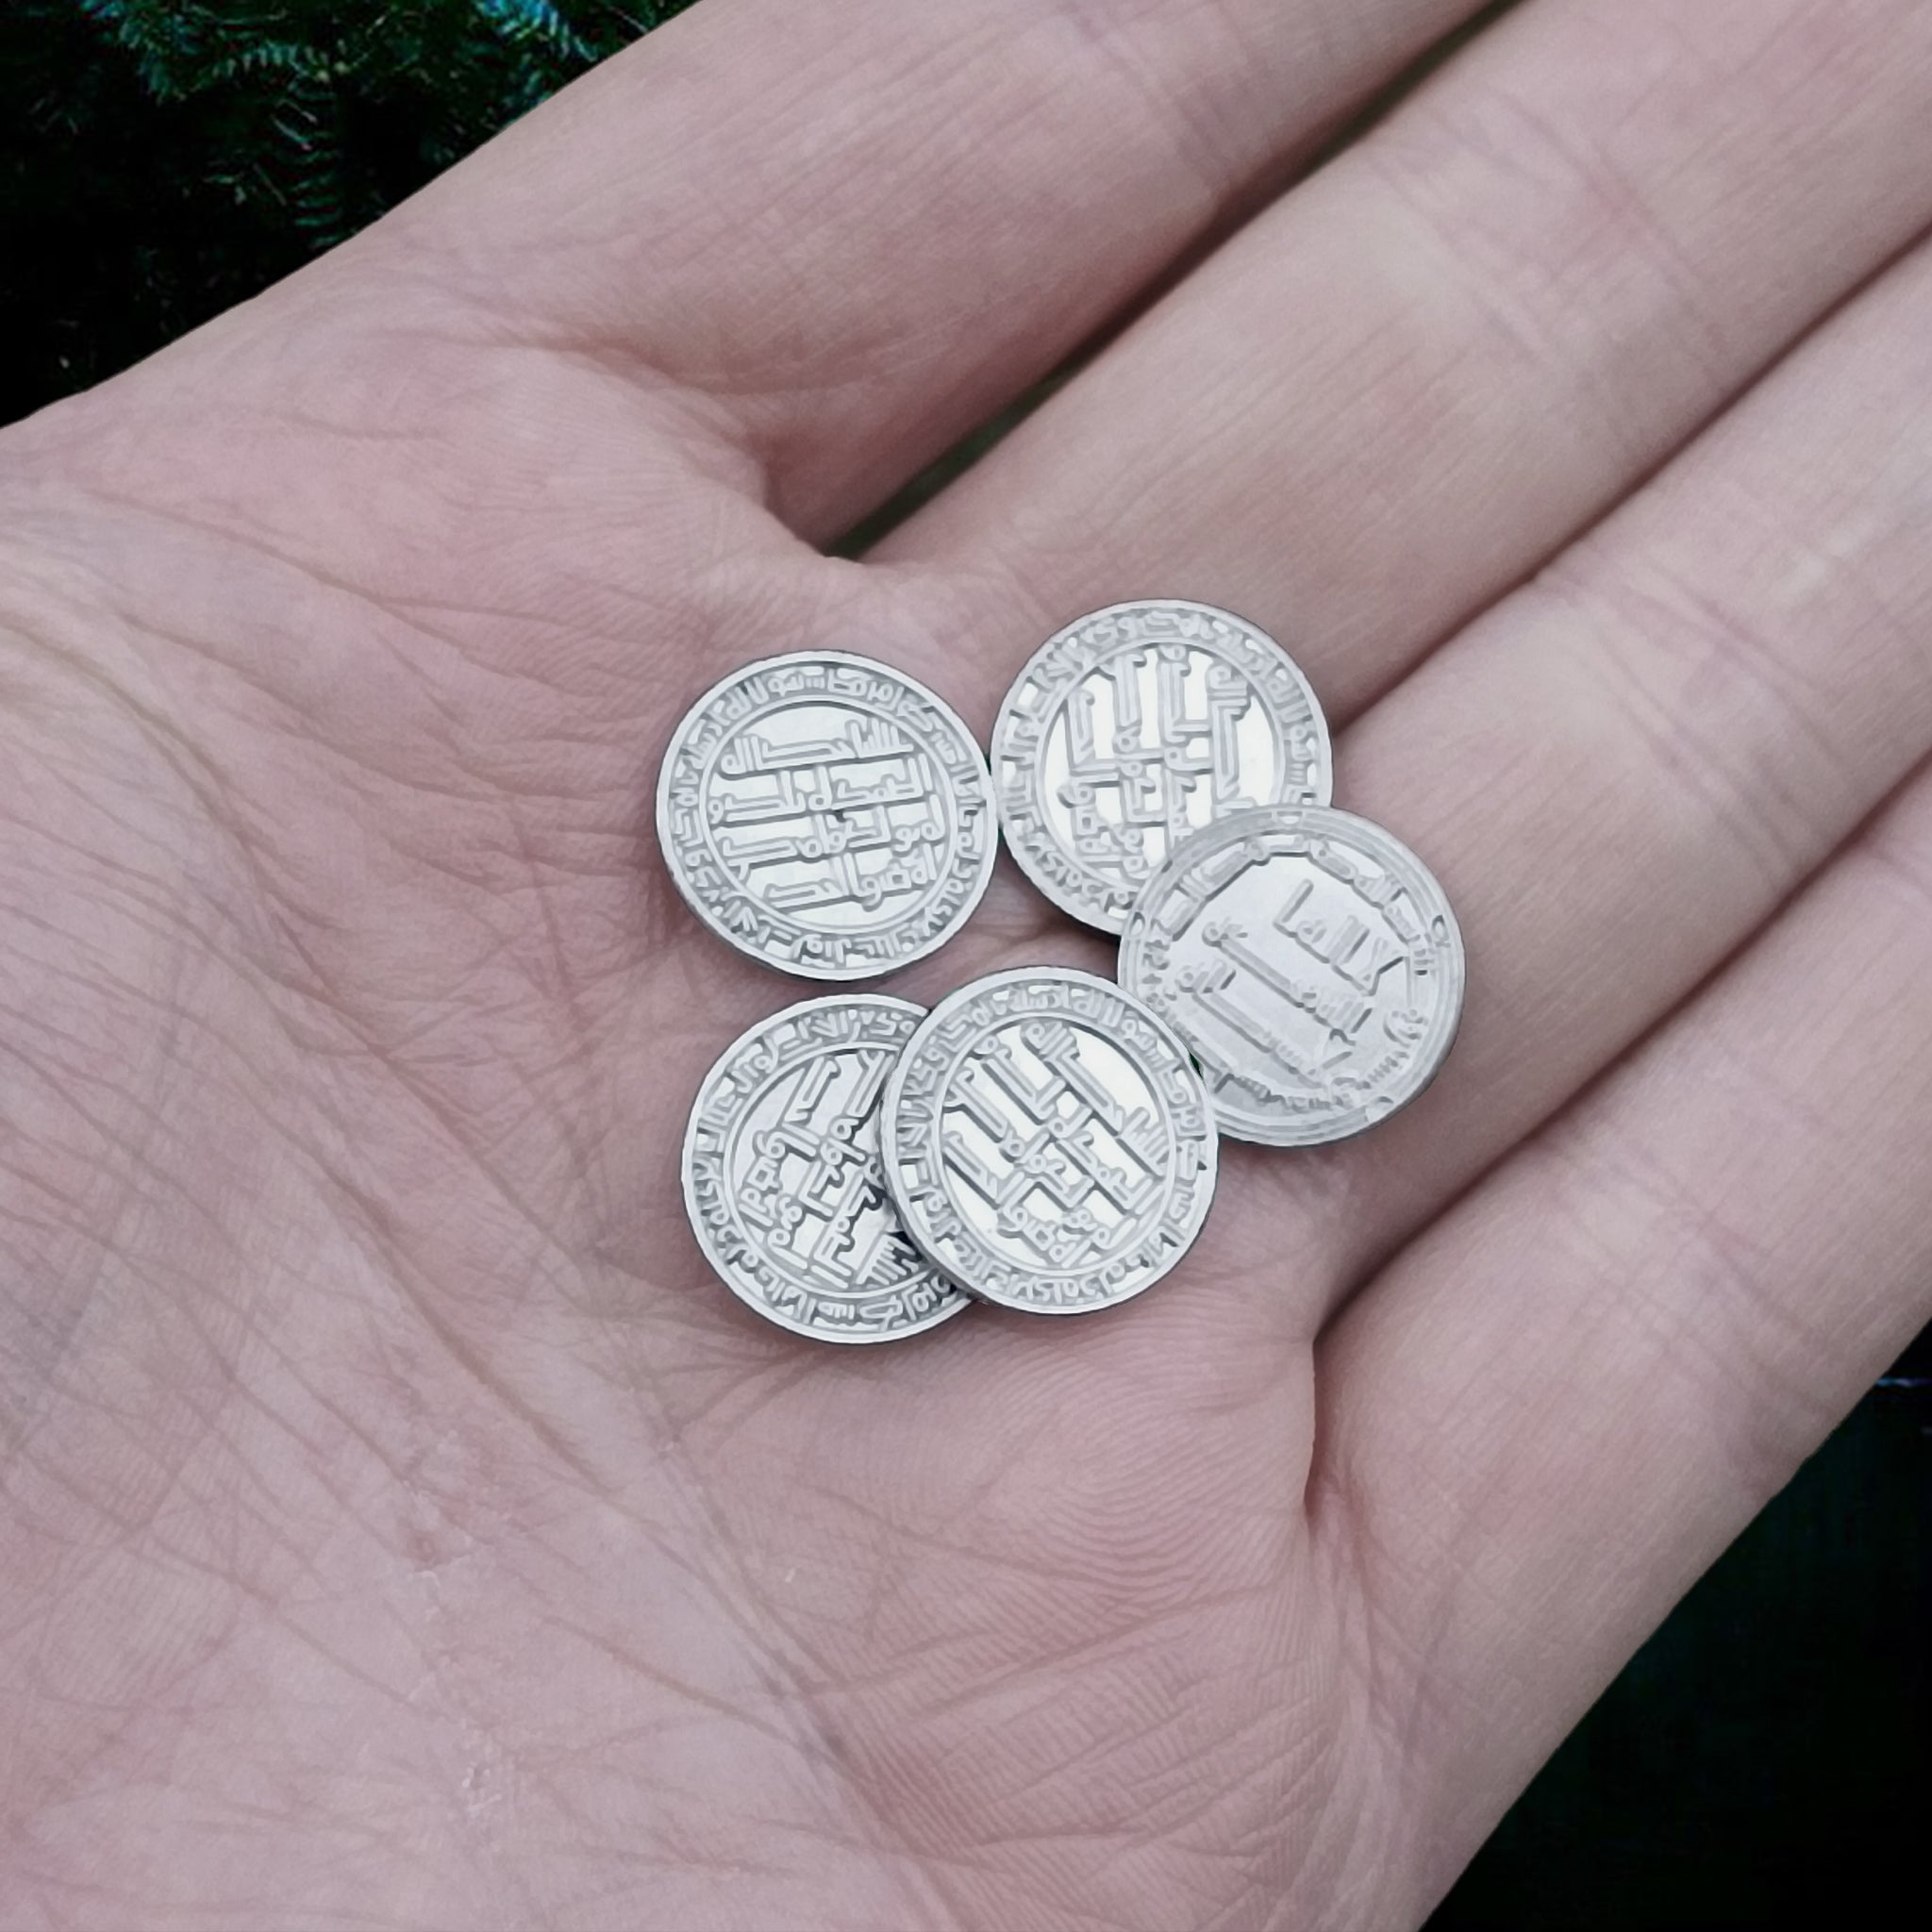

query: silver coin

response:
[682,995,973,1344]
[880,968,1218,1315]
[657,652,997,980]
[1120,805,1464,1147]
[991,600,1332,935]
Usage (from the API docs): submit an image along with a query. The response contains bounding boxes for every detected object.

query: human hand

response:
[5,1,1932,1925]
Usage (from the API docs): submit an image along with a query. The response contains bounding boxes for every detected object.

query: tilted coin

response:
[682,995,973,1344]
[879,968,1218,1315]
[990,599,1332,935]
[657,651,996,981]
[1119,805,1464,1147]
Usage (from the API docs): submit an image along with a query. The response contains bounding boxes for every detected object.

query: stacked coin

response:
[663,600,1463,1342]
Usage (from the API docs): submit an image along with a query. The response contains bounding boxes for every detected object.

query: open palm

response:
[6,1,1932,1925]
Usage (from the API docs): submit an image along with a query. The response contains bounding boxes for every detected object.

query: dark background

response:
[3,6,1925,1924]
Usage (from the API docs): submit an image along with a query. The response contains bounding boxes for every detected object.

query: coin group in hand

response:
[659,599,1464,1343]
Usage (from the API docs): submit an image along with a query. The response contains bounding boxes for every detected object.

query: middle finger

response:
[888,0,1932,722]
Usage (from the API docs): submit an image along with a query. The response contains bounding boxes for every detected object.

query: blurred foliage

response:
[0,2,695,421]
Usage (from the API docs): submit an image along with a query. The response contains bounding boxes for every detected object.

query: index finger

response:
[379,0,1491,538]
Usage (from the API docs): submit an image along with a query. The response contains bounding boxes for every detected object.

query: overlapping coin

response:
[657,651,996,981]
[991,599,1331,935]
[682,995,972,1343]
[1119,804,1464,1146]
[879,968,1218,1315]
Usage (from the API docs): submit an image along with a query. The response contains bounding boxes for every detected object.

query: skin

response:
[3,0,1931,1924]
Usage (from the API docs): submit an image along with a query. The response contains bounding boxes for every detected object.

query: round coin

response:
[682,995,973,1343]
[991,600,1331,935]
[880,968,1218,1315]
[1120,805,1464,1146]
[657,652,997,980]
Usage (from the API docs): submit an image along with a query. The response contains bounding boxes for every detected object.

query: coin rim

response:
[989,599,1335,937]
[656,650,999,983]
[681,991,974,1344]
[1118,803,1466,1147]
[878,965,1220,1315]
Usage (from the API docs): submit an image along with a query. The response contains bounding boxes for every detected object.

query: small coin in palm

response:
[991,599,1331,935]
[658,652,996,980]
[1120,804,1464,1146]
[881,968,1218,1314]
[683,995,972,1343]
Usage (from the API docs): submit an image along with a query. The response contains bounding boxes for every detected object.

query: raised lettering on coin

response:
[1120,805,1464,1146]
[658,652,996,979]
[881,968,1218,1314]
[682,995,972,1343]
[991,600,1331,934]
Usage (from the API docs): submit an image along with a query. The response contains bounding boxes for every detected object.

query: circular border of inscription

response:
[989,599,1334,937]
[681,994,974,1345]
[656,651,998,982]
[1119,804,1465,1148]
[879,967,1219,1316]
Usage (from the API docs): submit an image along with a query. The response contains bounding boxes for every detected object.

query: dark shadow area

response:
[1430,1326,1930,1928]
